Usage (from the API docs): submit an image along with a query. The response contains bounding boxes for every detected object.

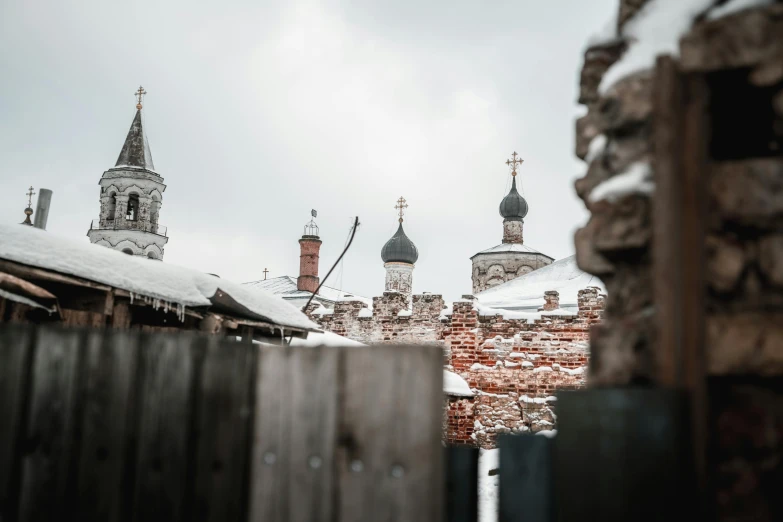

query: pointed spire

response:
[115,87,155,170]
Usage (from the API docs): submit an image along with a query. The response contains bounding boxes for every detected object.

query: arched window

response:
[147,251,158,260]
[126,193,139,221]
[107,193,117,221]
[122,248,134,255]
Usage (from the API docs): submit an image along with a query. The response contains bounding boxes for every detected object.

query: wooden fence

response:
[1,324,699,522]
[0,324,443,522]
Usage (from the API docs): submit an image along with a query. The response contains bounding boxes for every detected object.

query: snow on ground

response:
[589,161,654,202]
[0,224,317,330]
[599,0,715,93]
[478,448,499,522]
[476,255,604,312]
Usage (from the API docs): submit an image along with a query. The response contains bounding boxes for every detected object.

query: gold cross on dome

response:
[135,86,147,109]
[506,151,524,177]
[394,196,408,223]
[26,186,35,207]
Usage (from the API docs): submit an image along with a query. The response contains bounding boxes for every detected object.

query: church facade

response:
[86,87,169,259]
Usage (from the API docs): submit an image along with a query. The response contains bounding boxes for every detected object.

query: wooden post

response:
[445,447,478,522]
[499,435,553,522]
[652,56,709,500]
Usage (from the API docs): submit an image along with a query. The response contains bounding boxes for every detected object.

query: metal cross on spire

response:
[22,186,35,225]
[395,196,408,223]
[135,86,147,110]
[263,268,269,280]
[506,151,524,177]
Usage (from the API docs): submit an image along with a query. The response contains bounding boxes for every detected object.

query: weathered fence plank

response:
[288,346,339,522]
[18,327,83,522]
[250,345,291,521]
[445,446,479,522]
[131,333,199,522]
[0,324,33,520]
[555,389,693,522]
[338,345,443,522]
[74,329,140,522]
[189,336,256,522]
[498,435,553,522]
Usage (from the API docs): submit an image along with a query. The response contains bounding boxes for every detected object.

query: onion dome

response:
[499,177,528,220]
[381,223,419,264]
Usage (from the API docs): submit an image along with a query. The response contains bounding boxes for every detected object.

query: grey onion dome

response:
[499,177,529,220]
[381,223,419,264]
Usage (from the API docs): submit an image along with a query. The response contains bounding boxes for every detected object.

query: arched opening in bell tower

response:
[126,193,139,221]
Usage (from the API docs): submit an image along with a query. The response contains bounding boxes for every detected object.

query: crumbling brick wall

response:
[310,287,605,448]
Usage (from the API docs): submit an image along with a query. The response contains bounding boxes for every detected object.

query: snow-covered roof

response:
[471,243,553,259]
[0,224,318,332]
[244,275,372,307]
[475,255,605,311]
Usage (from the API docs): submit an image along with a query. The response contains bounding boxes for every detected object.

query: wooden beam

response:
[0,272,57,300]
[652,55,684,388]
[0,259,111,292]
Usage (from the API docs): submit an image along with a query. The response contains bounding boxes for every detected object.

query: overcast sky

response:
[0,0,615,304]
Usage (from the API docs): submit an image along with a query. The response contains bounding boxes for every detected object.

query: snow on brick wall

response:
[309,287,604,448]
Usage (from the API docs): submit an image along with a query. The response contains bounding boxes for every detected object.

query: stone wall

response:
[574,2,783,519]
[309,286,605,448]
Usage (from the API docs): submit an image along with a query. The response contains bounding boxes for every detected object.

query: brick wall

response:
[309,287,605,448]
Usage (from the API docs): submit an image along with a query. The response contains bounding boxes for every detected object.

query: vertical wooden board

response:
[652,55,685,388]
[287,345,339,522]
[18,327,84,522]
[249,345,291,522]
[338,344,444,522]
[188,336,256,522]
[555,389,692,522]
[445,446,478,522]
[111,301,131,329]
[0,324,34,520]
[73,329,140,522]
[131,332,198,522]
[498,435,553,522]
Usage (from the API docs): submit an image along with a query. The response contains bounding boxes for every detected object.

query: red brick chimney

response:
[298,234,321,292]
[298,212,322,292]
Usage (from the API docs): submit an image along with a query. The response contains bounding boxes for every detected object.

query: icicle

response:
[164,301,169,313]
[129,292,134,305]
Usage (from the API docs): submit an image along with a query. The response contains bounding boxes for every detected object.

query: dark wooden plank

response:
[498,435,553,522]
[445,446,478,522]
[287,345,339,522]
[337,344,444,522]
[652,55,685,388]
[0,324,34,520]
[681,72,709,499]
[555,389,694,522]
[131,332,198,522]
[249,345,291,521]
[73,329,140,522]
[18,327,84,522]
[188,336,256,522]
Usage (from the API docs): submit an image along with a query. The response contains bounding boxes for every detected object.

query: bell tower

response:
[87,87,168,260]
